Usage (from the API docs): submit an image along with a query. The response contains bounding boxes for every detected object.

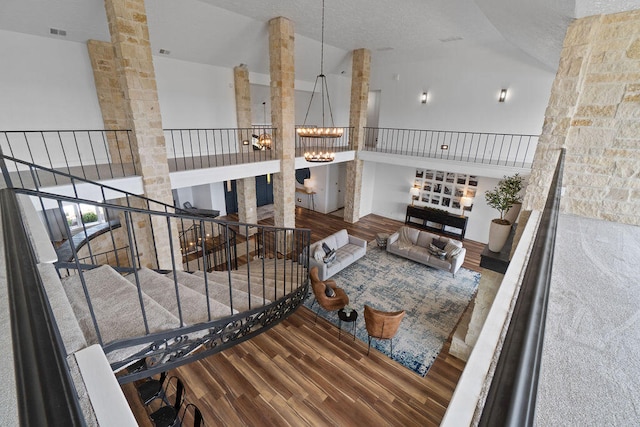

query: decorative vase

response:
[504,202,522,225]
[488,219,511,252]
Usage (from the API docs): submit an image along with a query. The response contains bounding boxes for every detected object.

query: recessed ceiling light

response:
[439,36,463,43]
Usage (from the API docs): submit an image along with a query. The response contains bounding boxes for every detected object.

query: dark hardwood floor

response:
[123,207,484,426]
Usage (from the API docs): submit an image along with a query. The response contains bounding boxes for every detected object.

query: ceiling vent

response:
[49,28,67,36]
[159,49,171,55]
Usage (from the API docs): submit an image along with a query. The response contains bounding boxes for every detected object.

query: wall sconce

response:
[409,187,420,205]
[440,144,449,150]
[267,173,271,184]
[420,91,428,104]
[226,180,232,192]
[499,89,508,102]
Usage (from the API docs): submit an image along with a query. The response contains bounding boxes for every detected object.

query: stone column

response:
[103,0,181,269]
[523,11,640,226]
[344,48,371,223]
[233,64,258,235]
[268,17,296,229]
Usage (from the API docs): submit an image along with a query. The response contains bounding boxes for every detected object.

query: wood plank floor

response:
[122,207,484,426]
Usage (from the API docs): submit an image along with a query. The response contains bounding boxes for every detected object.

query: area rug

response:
[304,244,480,376]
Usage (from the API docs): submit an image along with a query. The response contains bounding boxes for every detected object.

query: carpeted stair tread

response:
[128,268,237,323]
[166,271,270,312]
[193,270,287,302]
[38,263,87,354]
[61,265,180,346]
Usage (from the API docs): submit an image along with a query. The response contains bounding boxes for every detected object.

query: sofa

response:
[386,226,466,277]
[308,229,367,281]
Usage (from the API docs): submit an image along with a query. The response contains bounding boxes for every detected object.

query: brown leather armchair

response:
[309,266,349,323]
[364,304,405,356]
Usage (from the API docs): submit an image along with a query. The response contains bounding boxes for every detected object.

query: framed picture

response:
[452,199,461,209]
[421,194,430,203]
[414,179,422,188]
[455,187,464,197]
[435,171,444,181]
[446,172,455,183]
[424,170,434,180]
[431,195,440,205]
[468,176,478,187]
[423,183,432,192]
[416,169,424,178]
[444,185,453,195]
[442,197,451,207]
[466,189,476,198]
[434,183,442,193]
[457,174,467,185]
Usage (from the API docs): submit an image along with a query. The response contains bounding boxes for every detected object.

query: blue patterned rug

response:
[304,244,480,376]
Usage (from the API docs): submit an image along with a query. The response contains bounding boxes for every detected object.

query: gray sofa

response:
[308,229,367,281]
[387,226,466,277]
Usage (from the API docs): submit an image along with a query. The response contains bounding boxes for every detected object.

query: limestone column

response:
[102,0,180,269]
[87,40,133,168]
[233,64,258,235]
[268,17,296,229]
[344,48,371,223]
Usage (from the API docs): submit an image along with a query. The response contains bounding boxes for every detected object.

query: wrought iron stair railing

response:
[2,154,311,414]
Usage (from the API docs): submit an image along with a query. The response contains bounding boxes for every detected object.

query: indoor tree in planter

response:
[485,174,524,252]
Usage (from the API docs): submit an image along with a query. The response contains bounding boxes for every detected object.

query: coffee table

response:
[338,308,358,341]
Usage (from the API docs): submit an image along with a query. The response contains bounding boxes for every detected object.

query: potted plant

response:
[485,174,524,252]
[502,174,524,224]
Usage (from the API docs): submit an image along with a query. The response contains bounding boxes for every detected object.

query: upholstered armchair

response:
[309,266,349,323]
[364,305,406,356]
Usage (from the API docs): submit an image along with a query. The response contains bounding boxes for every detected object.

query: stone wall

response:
[344,48,371,223]
[524,10,640,225]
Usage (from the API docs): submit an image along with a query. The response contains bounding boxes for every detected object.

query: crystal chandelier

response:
[298,0,343,163]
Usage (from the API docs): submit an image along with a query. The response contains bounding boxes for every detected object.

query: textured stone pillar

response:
[233,65,258,235]
[524,11,640,226]
[344,48,371,223]
[103,0,180,269]
[269,17,296,229]
[86,40,133,168]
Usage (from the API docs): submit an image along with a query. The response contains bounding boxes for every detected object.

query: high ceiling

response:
[1,0,640,79]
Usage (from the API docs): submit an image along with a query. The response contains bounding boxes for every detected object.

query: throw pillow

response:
[324,285,336,297]
[432,238,447,250]
[322,242,333,255]
[428,243,447,258]
[313,246,324,262]
[323,249,336,264]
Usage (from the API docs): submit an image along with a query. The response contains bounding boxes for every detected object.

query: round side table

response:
[338,308,358,341]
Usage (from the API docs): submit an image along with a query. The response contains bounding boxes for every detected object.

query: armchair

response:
[364,305,405,356]
[309,266,349,323]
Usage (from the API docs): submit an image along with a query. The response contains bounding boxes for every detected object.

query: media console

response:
[405,205,468,240]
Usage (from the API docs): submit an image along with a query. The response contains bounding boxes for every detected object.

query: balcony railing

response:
[0,129,136,186]
[363,127,538,168]
[164,127,277,171]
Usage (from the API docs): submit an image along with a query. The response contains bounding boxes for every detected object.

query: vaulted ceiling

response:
[1,0,639,79]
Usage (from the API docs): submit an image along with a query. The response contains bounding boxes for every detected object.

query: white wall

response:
[154,56,237,128]
[370,45,555,135]
[369,161,507,243]
[0,30,103,130]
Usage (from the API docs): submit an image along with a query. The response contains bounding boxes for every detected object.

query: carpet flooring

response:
[305,244,480,376]
[536,214,640,425]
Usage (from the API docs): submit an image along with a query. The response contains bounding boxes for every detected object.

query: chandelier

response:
[298,0,343,163]
[252,101,272,150]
